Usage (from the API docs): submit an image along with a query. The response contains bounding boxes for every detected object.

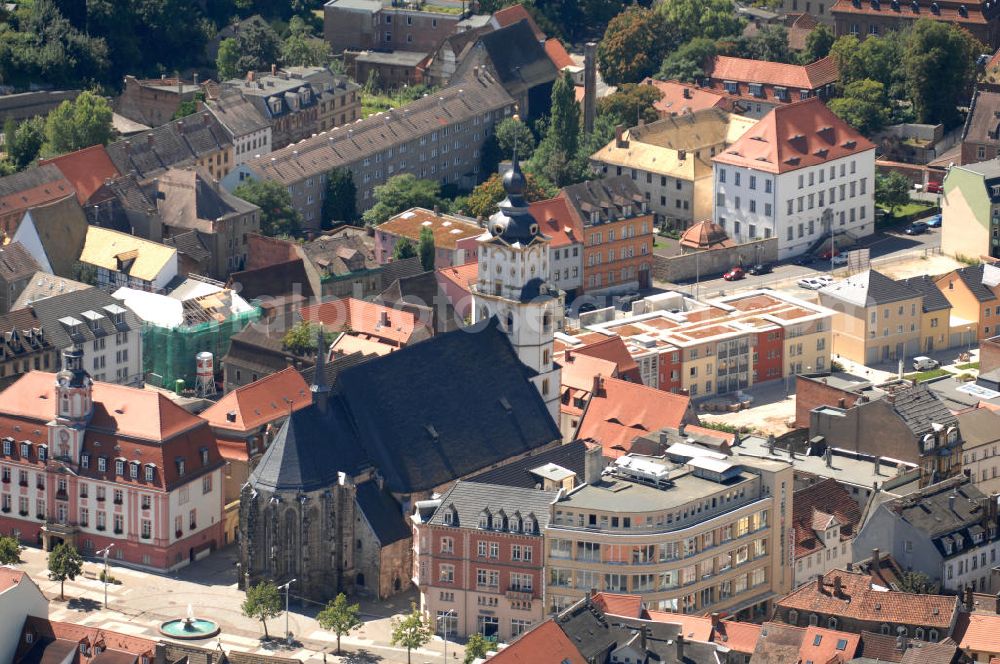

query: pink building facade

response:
[0,348,225,571]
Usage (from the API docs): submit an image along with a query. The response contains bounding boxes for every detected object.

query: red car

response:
[926,181,942,194]
[723,266,746,281]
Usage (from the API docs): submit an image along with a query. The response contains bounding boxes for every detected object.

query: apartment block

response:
[590,110,756,230]
[545,450,793,621]
[323,0,468,55]
[941,160,1000,263]
[228,70,514,229]
[571,289,833,398]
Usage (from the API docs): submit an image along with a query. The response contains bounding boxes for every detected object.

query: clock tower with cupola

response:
[471,154,563,423]
[49,345,93,462]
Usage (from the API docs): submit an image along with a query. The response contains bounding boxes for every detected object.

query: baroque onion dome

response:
[488,152,545,246]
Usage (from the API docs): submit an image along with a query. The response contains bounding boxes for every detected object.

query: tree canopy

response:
[495,117,537,161]
[233,179,302,237]
[828,79,891,135]
[41,91,114,158]
[282,321,332,356]
[875,172,912,213]
[803,24,835,62]
[464,171,554,219]
[659,0,745,43]
[903,19,983,126]
[0,534,22,565]
[390,603,434,664]
[362,174,442,226]
[241,581,283,641]
[47,542,83,600]
[418,226,435,272]
[392,237,417,261]
[317,592,363,655]
[322,168,358,228]
[597,6,670,86]
[597,83,663,126]
[658,38,717,83]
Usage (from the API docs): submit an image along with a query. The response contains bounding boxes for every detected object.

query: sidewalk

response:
[15,545,463,663]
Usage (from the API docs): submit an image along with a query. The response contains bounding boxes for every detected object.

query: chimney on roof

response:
[966,585,975,611]
[950,493,957,512]
[584,443,604,486]
[874,456,882,476]
[565,349,573,363]
[271,63,277,76]
[593,374,606,398]
[161,73,166,81]
[824,447,832,468]
[872,547,880,568]
[586,587,596,607]
[679,422,687,437]
[833,575,843,598]
[193,72,199,87]
[640,624,648,653]
[675,634,684,660]
[816,573,824,593]
[146,133,154,146]
[711,612,720,629]
[433,204,440,216]
[379,310,390,327]
[584,42,597,134]
[615,124,627,149]
[683,87,692,99]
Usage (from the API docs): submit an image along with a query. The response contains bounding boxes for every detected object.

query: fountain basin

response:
[159,618,221,640]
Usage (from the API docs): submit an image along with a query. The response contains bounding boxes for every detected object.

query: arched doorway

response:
[356,572,365,587]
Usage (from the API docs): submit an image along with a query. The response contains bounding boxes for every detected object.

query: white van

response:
[912,356,939,371]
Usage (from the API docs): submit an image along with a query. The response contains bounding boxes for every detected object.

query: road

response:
[15,544,464,663]
[656,227,943,300]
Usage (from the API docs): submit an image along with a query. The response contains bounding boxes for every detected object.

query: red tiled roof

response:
[646,612,714,641]
[301,297,428,346]
[713,97,875,174]
[544,38,575,70]
[16,617,156,663]
[799,625,861,663]
[577,376,696,458]
[793,478,862,558]
[709,55,839,90]
[786,13,820,51]
[561,351,618,393]
[645,612,762,653]
[201,366,311,432]
[530,196,583,249]
[831,0,989,24]
[40,145,121,205]
[0,566,25,593]
[777,569,958,629]
[0,371,222,490]
[593,592,644,618]
[954,612,1000,654]
[642,79,736,116]
[492,4,546,40]
[488,619,586,664]
[714,620,763,654]
[436,260,478,294]
[569,335,642,382]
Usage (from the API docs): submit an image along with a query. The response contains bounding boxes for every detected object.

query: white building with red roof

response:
[704,55,839,119]
[0,346,225,571]
[0,567,47,664]
[712,97,876,260]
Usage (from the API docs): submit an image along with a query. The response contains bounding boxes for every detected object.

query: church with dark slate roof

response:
[238,287,563,599]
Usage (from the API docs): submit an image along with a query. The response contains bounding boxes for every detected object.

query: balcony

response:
[113,498,123,506]
[96,525,105,532]
[56,490,68,501]
[96,495,105,502]
[79,491,88,499]
[113,528,123,535]
[1,507,8,513]
[1,475,9,484]
[141,532,150,540]
[18,480,27,487]
[175,530,183,538]
[35,513,44,520]
[18,510,27,517]
[36,483,45,491]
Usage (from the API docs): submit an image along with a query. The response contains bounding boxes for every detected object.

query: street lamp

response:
[278,578,296,646]
[436,609,456,663]
[96,543,114,608]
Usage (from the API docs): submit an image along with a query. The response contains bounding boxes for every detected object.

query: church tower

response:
[50,345,93,462]
[471,154,562,423]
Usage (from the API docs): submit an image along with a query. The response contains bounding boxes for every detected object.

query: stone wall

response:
[651,238,778,283]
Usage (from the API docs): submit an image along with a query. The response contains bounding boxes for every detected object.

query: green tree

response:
[322,168,358,228]
[233,179,302,236]
[7,116,46,170]
[280,34,331,67]
[597,83,664,126]
[172,93,206,121]
[832,32,905,98]
[896,570,934,594]
[390,603,434,664]
[282,321,332,355]
[875,172,912,213]
[903,19,984,126]
[803,24,835,62]
[731,24,791,63]
[41,91,113,157]
[392,237,417,261]
[495,117,536,161]
[47,542,83,600]
[549,72,580,158]
[658,38,717,83]
[241,581,283,641]
[317,592,363,654]
[361,174,442,226]
[464,633,492,664]
[217,37,241,80]
[828,79,891,135]
[660,0,745,43]
[229,16,281,78]
[597,6,670,86]
[418,226,435,272]
[0,534,23,565]
[463,170,554,219]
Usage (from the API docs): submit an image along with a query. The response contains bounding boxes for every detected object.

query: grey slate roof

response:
[0,164,67,198]
[428,480,556,529]
[165,230,212,264]
[356,479,411,545]
[887,477,994,554]
[206,89,270,138]
[106,112,232,180]
[469,21,558,96]
[377,269,461,333]
[955,264,997,302]
[157,168,259,233]
[20,195,90,279]
[900,275,951,312]
[227,259,315,300]
[561,176,646,226]
[29,287,139,350]
[0,241,42,284]
[377,256,424,286]
[861,270,921,306]
[467,439,587,488]
[250,317,561,496]
[298,349,370,385]
[12,272,90,309]
[889,382,957,437]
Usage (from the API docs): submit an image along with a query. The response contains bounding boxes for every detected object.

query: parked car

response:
[925,214,942,228]
[748,263,772,275]
[904,222,928,235]
[723,266,746,281]
[832,254,848,266]
[794,254,815,266]
[926,181,943,194]
[819,249,840,260]
[912,356,940,371]
[798,276,834,290]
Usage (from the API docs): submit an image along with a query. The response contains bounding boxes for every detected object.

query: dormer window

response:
[200,447,209,466]
[38,445,47,461]
[115,459,124,476]
[479,509,491,530]
[81,453,89,469]
[948,427,959,444]
[749,83,763,98]
[144,465,155,482]
[496,509,508,531]
[1,438,10,455]
[176,458,186,477]
[724,81,738,94]
[20,442,29,458]
[98,457,107,472]
[130,462,139,479]
[524,513,536,534]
